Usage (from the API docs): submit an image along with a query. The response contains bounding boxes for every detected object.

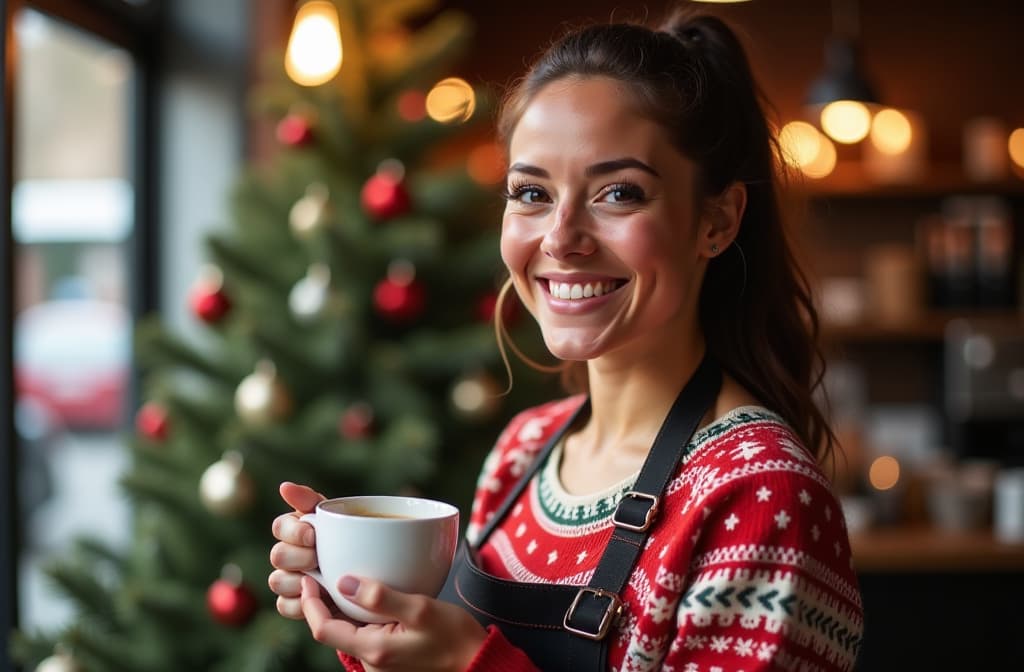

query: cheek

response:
[499,216,535,275]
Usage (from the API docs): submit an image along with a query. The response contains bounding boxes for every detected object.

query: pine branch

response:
[7,628,58,670]
[42,560,120,626]
[64,623,158,672]
[134,317,246,384]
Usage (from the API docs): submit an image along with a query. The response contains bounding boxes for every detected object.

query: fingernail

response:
[303,528,315,545]
[339,576,359,596]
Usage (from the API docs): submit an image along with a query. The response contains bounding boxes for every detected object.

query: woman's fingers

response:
[301,576,363,649]
[280,481,325,513]
[268,568,303,597]
[338,576,429,628]
[272,511,315,546]
[270,541,318,571]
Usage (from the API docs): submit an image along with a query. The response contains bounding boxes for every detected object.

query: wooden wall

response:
[251,0,1024,165]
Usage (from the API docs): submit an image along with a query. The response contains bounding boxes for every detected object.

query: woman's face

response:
[500,76,709,365]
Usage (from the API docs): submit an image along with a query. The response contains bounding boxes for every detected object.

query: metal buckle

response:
[563,587,623,640]
[612,491,660,532]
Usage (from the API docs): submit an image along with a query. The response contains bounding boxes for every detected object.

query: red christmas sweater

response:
[340,396,863,671]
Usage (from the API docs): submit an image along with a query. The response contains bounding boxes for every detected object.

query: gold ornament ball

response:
[235,361,292,426]
[199,451,255,516]
[451,372,502,422]
[36,654,82,672]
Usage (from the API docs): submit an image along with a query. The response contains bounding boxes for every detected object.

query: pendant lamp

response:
[806,0,880,144]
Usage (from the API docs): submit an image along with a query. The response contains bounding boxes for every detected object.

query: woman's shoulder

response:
[692,405,816,463]
[681,405,836,509]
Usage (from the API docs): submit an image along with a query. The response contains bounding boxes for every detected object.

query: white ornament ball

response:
[289,263,331,322]
[235,360,292,426]
[289,182,332,238]
[199,451,255,516]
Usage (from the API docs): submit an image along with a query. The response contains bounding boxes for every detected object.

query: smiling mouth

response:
[543,278,628,300]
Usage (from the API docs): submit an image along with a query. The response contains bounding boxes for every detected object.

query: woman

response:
[269,10,864,671]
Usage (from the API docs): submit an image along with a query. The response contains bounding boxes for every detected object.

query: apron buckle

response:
[612,491,660,532]
[563,587,623,640]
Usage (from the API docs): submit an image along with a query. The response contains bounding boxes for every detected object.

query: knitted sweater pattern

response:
[464,396,864,672]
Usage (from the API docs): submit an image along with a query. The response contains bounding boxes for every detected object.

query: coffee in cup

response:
[300,495,459,623]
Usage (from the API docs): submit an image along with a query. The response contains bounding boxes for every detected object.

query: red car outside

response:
[14,299,130,431]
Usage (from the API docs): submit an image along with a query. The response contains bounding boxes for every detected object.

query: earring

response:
[710,244,719,255]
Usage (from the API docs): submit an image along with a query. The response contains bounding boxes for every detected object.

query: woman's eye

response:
[505,184,549,204]
[601,183,645,204]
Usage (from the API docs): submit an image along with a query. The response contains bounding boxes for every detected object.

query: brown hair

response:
[495,11,835,461]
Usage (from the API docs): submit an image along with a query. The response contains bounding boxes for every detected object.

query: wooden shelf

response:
[788,161,1024,199]
[850,526,1024,573]
[823,311,1022,344]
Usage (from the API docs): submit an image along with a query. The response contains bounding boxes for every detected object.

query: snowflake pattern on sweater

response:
[463,396,863,672]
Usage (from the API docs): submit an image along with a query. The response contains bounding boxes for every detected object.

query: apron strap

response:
[564,356,721,657]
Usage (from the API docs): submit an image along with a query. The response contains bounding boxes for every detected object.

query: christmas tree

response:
[12,1,552,670]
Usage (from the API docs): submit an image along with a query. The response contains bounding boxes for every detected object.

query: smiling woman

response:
[269,8,863,672]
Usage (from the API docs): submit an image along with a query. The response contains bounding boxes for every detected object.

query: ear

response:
[698,181,746,259]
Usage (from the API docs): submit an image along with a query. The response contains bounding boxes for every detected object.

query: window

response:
[12,7,138,630]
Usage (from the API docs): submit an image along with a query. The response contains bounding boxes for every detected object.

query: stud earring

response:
[710,244,719,255]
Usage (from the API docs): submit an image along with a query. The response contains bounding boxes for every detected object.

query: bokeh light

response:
[285,1,343,87]
[820,100,872,144]
[426,77,476,124]
[870,108,913,155]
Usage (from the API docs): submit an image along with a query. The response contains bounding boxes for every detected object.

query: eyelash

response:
[501,178,545,203]
[501,180,647,205]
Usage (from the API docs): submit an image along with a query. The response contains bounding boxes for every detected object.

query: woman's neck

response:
[578,333,707,459]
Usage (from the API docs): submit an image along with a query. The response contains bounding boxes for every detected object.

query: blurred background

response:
[1,0,1022,670]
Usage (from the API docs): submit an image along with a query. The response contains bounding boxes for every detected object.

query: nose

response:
[540,202,596,260]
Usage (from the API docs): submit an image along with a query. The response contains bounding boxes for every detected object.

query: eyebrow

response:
[507,158,661,179]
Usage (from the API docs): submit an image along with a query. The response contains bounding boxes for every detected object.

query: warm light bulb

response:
[285,1,343,87]
[868,455,901,491]
[870,108,913,155]
[425,77,476,124]
[1009,128,1024,171]
[820,100,872,144]
[802,132,837,179]
[779,121,823,168]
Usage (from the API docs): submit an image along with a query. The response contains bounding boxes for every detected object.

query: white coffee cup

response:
[301,495,459,623]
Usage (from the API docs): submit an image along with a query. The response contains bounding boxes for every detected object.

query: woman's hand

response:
[268,482,325,619]
[300,574,488,672]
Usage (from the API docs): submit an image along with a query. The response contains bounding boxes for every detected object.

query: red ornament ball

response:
[189,282,231,323]
[361,172,411,221]
[339,402,375,440]
[396,90,427,122]
[207,578,258,627]
[373,277,425,322]
[276,113,314,147]
[136,402,169,441]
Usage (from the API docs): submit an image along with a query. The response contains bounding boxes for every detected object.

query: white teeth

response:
[547,280,617,300]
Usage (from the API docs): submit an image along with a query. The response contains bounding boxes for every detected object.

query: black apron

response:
[438,356,721,670]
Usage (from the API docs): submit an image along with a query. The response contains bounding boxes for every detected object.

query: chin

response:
[541,334,604,362]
